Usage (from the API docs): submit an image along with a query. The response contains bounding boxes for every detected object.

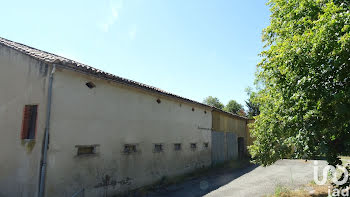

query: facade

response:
[0,39,50,197]
[46,68,212,196]
[0,37,249,197]
[211,109,249,164]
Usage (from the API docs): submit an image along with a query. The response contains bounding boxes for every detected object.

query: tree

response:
[245,87,260,118]
[224,100,243,115]
[250,0,350,174]
[237,109,247,117]
[203,96,224,109]
[245,99,259,118]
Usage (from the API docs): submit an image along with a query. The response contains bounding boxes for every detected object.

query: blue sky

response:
[0,0,270,106]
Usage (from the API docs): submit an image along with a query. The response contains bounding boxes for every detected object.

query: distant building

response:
[0,37,251,197]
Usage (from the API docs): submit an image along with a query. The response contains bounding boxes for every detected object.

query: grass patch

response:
[269,183,329,197]
[273,185,291,196]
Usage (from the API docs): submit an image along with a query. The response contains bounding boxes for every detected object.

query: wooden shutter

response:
[21,105,38,139]
[21,105,31,139]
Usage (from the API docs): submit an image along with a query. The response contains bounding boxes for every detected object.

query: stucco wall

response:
[0,45,50,196]
[46,68,212,196]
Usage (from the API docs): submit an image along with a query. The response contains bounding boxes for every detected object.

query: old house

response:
[0,37,249,197]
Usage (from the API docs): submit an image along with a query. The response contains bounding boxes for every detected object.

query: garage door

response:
[211,131,225,164]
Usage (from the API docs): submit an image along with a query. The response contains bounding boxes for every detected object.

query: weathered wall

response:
[45,68,212,196]
[211,111,247,163]
[0,45,50,196]
[212,111,247,138]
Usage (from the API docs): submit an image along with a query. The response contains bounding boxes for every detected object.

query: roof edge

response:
[0,36,247,120]
[211,107,247,120]
[57,62,212,110]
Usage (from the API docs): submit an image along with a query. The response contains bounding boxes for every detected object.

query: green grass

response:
[273,185,291,197]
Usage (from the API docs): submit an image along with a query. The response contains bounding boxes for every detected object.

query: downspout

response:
[38,64,56,197]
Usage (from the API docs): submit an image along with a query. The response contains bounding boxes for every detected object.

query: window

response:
[174,143,182,151]
[21,105,38,140]
[85,81,96,89]
[204,142,209,148]
[76,145,98,155]
[190,143,197,150]
[123,144,137,154]
[154,144,163,152]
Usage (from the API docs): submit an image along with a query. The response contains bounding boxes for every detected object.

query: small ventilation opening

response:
[77,146,95,155]
[154,144,163,152]
[190,143,197,150]
[85,82,96,89]
[174,143,181,151]
[156,98,161,104]
[204,142,209,148]
[124,144,137,154]
[192,107,195,111]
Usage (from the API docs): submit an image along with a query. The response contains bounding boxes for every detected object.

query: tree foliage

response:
[237,109,247,117]
[250,0,350,168]
[245,99,260,118]
[203,96,224,109]
[224,100,243,115]
[245,88,260,118]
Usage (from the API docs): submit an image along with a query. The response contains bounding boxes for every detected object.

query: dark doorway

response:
[238,137,245,159]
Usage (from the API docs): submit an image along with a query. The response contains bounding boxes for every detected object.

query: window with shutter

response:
[21,105,38,140]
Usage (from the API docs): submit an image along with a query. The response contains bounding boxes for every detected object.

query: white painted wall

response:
[45,69,212,196]
[0,45,50,197]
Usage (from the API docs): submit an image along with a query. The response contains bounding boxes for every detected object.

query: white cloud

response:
[100,0,123,32]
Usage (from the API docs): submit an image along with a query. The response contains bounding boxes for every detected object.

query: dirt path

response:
[141,160,327,197]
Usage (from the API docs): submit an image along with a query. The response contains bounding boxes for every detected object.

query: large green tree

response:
[250,0,350,171]
[224,100,243,115]
[203,96,224,110]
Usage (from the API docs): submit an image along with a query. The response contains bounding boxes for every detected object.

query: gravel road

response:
[206,159,327,197]
[144,159,327,197]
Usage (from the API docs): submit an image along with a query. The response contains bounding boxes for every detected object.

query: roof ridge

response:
[0,36,247,120]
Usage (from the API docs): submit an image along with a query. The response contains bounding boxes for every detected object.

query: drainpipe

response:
[38,64,56,197]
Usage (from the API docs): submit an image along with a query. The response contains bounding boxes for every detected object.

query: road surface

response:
[132,160,327,197]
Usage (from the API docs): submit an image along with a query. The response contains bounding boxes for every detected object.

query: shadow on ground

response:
[120,161,258,197]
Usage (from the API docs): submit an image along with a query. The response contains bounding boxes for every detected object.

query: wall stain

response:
[94,175,132,197]
[94,175,132,189]
[21,140,36,153]
[39,62,48,77]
